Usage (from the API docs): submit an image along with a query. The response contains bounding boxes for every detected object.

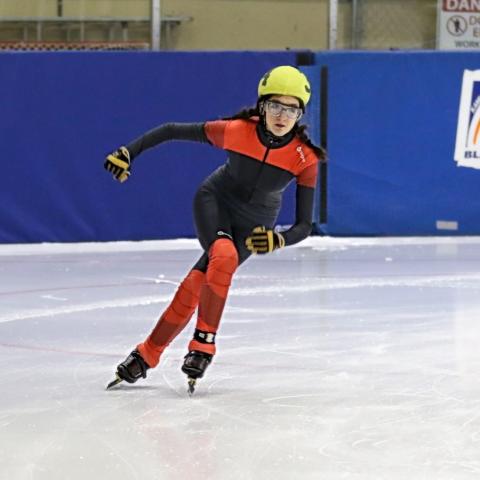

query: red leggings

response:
[137,238,238,367]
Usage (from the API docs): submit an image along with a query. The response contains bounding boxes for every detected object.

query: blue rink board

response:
[316,51,480,235]
[0,51,297,243]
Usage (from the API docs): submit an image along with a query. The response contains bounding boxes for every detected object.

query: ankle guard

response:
[194,329,216,345]
[188,329,216,356]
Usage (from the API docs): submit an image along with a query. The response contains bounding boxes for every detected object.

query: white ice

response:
[1,236,480,480]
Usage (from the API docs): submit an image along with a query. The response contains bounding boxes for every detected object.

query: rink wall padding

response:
[2,51,480,243]
[316,51,480,236]
[0,51,296,243]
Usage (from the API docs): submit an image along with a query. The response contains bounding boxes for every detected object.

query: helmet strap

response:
[257,98,266,116]
[256,98,267,130]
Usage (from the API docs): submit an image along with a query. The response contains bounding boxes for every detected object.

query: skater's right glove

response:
[104,146,132,183]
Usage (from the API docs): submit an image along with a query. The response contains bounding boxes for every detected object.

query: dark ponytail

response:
[224,103,327,162]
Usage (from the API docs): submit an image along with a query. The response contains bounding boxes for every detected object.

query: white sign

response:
[454,70,480,169]
[437,0,480,49]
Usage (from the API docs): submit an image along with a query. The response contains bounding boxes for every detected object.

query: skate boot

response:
[182,351,213,395]
[106,349,150,390]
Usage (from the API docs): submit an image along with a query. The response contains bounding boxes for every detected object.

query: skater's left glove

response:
[245,226,285,254]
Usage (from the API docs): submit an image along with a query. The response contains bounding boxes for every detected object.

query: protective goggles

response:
[264,100,302,120]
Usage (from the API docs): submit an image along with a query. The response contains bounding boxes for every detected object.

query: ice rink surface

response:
[1,236,480,480]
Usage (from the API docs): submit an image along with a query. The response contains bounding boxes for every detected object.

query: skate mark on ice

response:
[199,402,263,428]
[41,294,68,301]
[0,279,171,297]
[206,375,235,394]
[232,272,480,296]
[0,342,121,358]
[124,275,178,286]
[225,305,356,316]
[262,393,326,408]
[253,346,323,360]
[0,294,173,323]
[160,368,185,398]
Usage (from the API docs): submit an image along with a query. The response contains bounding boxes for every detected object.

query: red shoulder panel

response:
[267,139,319,187]
[223,119,265,160]
[205,119,266,160]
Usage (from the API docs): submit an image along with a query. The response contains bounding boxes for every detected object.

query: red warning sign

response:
[443,0,480,12]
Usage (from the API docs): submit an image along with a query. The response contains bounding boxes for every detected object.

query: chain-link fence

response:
[341,0,438,50]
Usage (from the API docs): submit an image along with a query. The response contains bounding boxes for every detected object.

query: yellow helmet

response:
[257,65,311,107]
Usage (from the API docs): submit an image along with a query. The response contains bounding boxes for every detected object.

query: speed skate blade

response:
[106,373,123,390]
[187,377,197,396]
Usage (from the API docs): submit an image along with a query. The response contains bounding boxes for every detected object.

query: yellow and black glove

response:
[104,146,131,183]
[245,226,285,254]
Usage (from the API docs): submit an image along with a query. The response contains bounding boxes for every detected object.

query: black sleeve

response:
[281,185,315,246]
[125,122,209,160]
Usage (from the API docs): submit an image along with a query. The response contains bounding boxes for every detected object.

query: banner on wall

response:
[437,0,480,50]
[454,69,480,169]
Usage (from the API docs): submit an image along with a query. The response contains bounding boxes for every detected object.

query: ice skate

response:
[106,349,150,390]
[181,350,213,395]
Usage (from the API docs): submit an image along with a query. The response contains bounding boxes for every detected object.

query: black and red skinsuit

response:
[125,117,319,367]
